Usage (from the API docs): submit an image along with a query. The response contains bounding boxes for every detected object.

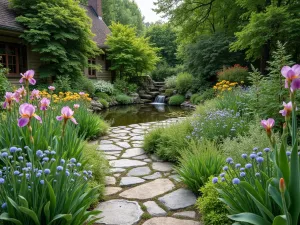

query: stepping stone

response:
[144,201,167,216]
[122,148,145,158]
[158,188,197,210]
[144,159,152,162]
[110,168,126,173]
[105,155,117,160]
[95,199,143,225]
[133,154,148,160]
[105,176,116,185]
[105,151,121,155]
[131,141,143,144]
[120,177,145,186]
[127,166,151,176]
[112,130,130,134]
[132,129,145,134]
[131,136,144,141]
[105,187,122,196]
[143,172,162,180]
[151,155,163,162]
[132,143,143,147]
[117,136,130,140]
[152,162,173,172]
[142,217,201,225]
[116,142,131,149]
[169,174,181,182]
[129,133,141,137]
[110,133,128,137]
[119,179,175,200]
[98,144,123,152]
[173,211,196,219]
[110,159,147,168]
[114,173,121,177]
[100,140,113,144]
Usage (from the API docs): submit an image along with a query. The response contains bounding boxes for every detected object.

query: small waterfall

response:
[153,95,166,104]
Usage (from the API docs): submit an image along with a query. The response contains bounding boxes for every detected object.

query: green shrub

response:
[197,177,231,225]
[190,94,200,104]
[169,94,185,105]
[95,92,112,102]
[0,64,10,101]
[53,75,72,92]
[165,75,177,89]
[73,75,95,95]
[144,120,193,162]
[94,80,114,94]
[176,72,193,94]
[151,61,177,81]
[116,94,132,104]
[217,64,249,84]
[99,99,109,108]
[83,143,109,205]
[195,98,218,115]
[76,107,109,139]
[114,78,137,94]
[191,90,215,105]
[176,140,224,194]
[164,89,174,97]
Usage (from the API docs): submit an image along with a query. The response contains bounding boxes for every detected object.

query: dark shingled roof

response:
[0,0,23,31]
[0,0,110,47]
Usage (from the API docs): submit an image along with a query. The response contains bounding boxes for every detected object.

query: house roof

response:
[0,0,110,47]
[0,0,23,32]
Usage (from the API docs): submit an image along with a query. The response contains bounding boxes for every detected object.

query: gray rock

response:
[144,159,152,162]
[120,177,145,186]
[169,174,181,182]
[122,148,145,158]
[104,187,122,196]
[130,136,144,141]
[133,154,148,160]
[110,168,126,173]
[105,176,116,185]
[144,201,167,216]
[173,211,196,219]
[158,188,197,210]
[119,179,175,199]
[131,129,145,134]
[98,144,123,152]
[142,217,201,225]
[139,94,153,100]
[116,142,131,149]
[127,166,151,176]
[100,140,113,144]
[109,159,147,168]
[104,151,121,155]
[105,155,117,160]
[151,155,163,162]
[95,199,143,225]
[143,172,162,180]
[152,162,173,172]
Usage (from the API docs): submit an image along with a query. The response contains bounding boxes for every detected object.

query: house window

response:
[88,58,96,77]
[0,43,27,76]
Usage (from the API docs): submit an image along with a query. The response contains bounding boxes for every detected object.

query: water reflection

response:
[99,104,192,127]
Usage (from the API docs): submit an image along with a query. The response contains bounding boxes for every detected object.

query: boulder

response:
[90,100,103,112]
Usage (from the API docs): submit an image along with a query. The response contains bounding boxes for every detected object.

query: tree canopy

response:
[105,23,160,78]
[10,0,100,79]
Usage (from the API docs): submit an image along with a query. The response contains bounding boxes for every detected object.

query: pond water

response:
[99,104,192,127]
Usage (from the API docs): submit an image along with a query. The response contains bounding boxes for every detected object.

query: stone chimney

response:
[88,0,103,19]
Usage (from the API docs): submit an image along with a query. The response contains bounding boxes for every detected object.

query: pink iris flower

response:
[30,89,40,100]
[56,106,78,124]
[261,118,275,133]
[19,70,36,85]
[281,65,300,89]
[48,86,55,91]
[18,103,42,127]
[16,86,27,99]
[279,101,293,117]
[73,104,80,109]
[40,98,50,111]
[3,92,15,109]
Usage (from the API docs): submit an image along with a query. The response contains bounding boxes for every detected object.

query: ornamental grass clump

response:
[214,64,300,225]
[0,146,99,224]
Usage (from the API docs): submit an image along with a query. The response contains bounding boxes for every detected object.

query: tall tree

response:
[146,24,178,66]
[11,0,100,79]
[106,23,159,78]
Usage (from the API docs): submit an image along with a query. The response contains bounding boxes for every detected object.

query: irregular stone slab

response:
[110,168,126,173]
[105,187,122,196]
[169,174,181,182]
[98,144,123,152]
[100,140,113,144]
[158,188,197,210]
[105,155,117,160]
[122,148,145,158]
[116,142,131,149]
[131,141,143,144]
[105,151,121,155]
[144,159,152,162]
[110,133,128,137]
[132,143,143,147]
[117,136,130,140]
[142,217,201,225]
[144,201,167,216]
[112,130,130,134]
[114,173,121,177]
[173,211,196,219]
[119,179,175,199]
[131,136,144,141]
[133,154,148,160]
[129,133,142,137]
[110,159,147,168]
[152,162,173,172]
[143,172,162,180]
[105,176,116,185]
[120,177,145,186]
[131,129,145,134]
[95,199,144,225]
[127,166,151,176]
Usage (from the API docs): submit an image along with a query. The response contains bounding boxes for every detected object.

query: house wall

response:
[84,54,112,82]
[27,46,41,75]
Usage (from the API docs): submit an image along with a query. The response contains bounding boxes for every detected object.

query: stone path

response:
[92,118,202,225]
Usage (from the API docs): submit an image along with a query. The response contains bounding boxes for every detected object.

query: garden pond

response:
[99,104,192,126]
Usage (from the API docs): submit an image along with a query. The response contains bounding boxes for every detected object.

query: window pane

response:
[7,46,16,55]
[0,44,5,55]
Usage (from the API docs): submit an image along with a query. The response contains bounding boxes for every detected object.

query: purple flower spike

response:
[250,153,257,159]
[223,166,229,171]
[18,103,42,127]
[226,157,233,164]
[212,177,218,184]
[245,163,252,169]
[286,151,291,156]
[240,172,246,177]
[56,106,78,125]
[241,154,247,159]
[256,157,264,164]
[235,163,241,169]
[40,98,50,111]
[232,178,240,185]
[264,148,270,153]
[19,70,36,85]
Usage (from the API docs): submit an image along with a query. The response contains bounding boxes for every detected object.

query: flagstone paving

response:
[93,118,202,225]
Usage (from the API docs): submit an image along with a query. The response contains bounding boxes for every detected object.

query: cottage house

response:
[0,0,112,84]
